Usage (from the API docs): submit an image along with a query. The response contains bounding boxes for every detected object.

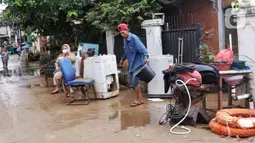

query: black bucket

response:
[134,63,156,83]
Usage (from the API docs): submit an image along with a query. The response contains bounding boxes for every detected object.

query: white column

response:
[106,30,115,55]
[7,26,11,39]
[141,19,164,56]
[15,35,17,43]
[237,12,255,99]
[250,0,255,6]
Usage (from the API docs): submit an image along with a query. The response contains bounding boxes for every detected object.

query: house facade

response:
[161,0,225,54]
[110,0,228,63]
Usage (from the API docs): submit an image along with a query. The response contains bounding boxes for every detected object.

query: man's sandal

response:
[130,100,144,107]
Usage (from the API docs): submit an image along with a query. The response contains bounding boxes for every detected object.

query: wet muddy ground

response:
[0,55,254,143]
[0,75,254,143]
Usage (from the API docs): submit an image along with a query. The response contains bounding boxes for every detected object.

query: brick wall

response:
[181,0,220,54]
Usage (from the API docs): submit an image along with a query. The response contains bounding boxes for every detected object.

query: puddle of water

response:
[0,67,22,77]
[0,67,41,77]
[0,76,20,84]
[107,92,152,130]
[1,72,153,133]
[0,65,41,85]
[108,110,119,120]
[22,68,41,76]
[109,102,120,109]
[69,112,97,121]
[120,109,151,130]
[52,111,98,131]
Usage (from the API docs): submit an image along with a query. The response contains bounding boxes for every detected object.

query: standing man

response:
[118,23,149,107]
[1,48,9,76]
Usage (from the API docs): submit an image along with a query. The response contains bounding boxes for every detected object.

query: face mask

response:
[62,49,67,54]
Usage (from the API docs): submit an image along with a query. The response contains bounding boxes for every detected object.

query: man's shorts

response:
[129,71,140,88]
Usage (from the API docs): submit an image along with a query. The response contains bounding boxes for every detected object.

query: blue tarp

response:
[231,66,251,71]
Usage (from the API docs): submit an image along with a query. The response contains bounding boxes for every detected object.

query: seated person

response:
[21,40,30,50]
[51,44,76,94]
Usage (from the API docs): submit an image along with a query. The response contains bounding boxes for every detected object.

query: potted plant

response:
[201,43,215,64]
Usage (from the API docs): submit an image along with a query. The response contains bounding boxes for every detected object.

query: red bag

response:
[177,70,202,87]
[214,45,234,64]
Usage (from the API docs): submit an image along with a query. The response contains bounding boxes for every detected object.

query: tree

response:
[2,0,100,49]
[86,0,162,31]
[2,0,163,50]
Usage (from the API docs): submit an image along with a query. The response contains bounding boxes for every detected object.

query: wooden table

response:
[217,70,252,110]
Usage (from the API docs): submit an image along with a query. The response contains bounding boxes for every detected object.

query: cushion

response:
[66,78,95,86]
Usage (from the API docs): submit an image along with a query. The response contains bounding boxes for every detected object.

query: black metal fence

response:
[162,14,202,63]
[113,14,201,63]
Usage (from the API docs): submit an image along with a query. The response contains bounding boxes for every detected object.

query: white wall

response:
[237,15,255,99]
[0,26,7,36]
[249,0,255,6]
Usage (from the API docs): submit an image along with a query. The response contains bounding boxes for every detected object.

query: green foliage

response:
[231,0,248,10]
[39,49,61,65]
[40,54,52,66]
[28,52,40,62]
[201,43,215,64]
[157,0,177,5]
[86,0,162,31]
[2,0,98,48]
[2,0,163,50]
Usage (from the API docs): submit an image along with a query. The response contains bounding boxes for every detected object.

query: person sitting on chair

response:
[51,44,76,94]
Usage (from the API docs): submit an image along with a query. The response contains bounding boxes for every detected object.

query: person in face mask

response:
[51,44,76,94]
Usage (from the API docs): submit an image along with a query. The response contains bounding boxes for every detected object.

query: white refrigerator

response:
[148,55,174,98]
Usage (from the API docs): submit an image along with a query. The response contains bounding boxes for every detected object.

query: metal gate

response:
[162,14,201,63]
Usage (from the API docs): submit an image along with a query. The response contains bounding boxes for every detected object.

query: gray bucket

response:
[134,63,156,83]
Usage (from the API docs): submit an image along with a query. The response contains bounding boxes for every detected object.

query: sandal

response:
[130,100,144,107]
[70,88,74,94]
[51,89,59,94]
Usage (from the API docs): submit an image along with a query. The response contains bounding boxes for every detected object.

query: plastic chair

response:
[44,61,55,87]
[59,58,96,105]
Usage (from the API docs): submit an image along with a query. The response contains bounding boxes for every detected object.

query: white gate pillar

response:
[237,6,255,99]
[141,19,164,56]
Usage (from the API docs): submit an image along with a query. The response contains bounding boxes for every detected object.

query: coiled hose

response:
[169,78,197,135]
